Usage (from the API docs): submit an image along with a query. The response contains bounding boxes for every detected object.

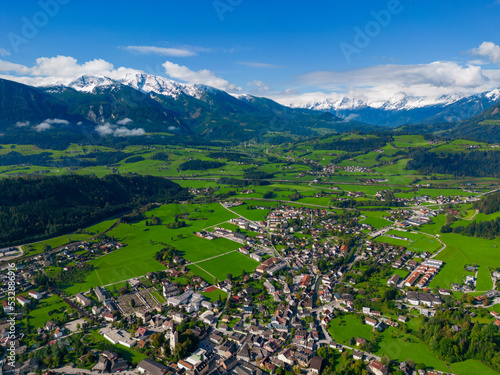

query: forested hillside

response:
[0,175,188,246]
[406,150,500,178]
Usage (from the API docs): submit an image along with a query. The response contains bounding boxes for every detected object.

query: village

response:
[3,201,499,375]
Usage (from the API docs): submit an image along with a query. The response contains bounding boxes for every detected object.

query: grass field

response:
[85,219,118,234]
[230,202,273,221]
[429,232,500,290]
[450,360,499,375]
[201,288,228,302]
[191,251,259,282]
[327,315,448,371]
[27,295,68,330]
[360,211,392,229]
[65,202,242,293]
[374,231,442,253]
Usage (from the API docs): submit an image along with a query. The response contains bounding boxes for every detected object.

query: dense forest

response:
[207,151,249,162]
[313,135,393,152]
[474,191,500,214]
[406,150,500,178]
[441,217,500,239]
[242,170,275,180]
[0,175,188,246]
[414,309,500,370]
[178,159,225,171]
[0,151,55,166]
[150,151,170,161]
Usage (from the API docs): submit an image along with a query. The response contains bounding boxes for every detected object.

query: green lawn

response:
[450,360,499,375]
[327,315,448,371]
[89,330,147,365]
[375,231,442,253]
[201,288,228,302]
[360,211,392,229]
[85,219,118,234]
[229,201,274,222]
[429,233,500,290]
[392,268,409,279]
[27,295,68,330]
[192,251,259,282]
[65,203,241,293]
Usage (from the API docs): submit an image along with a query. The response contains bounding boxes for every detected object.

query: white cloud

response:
[0,55,240,93]
[0,55,143,87]
[95,123,145,137]
[33,118,70,132]
[117,118,133,125]
[113,127,145,137]
[0,48,10,56]
[237,62,284,69]
[45,118,69,125]
[162,61,241,92]
[123,46,196,57]
[300,61,487,89]
[95,123,114,136]
[15,121,30,127]
[470,41,500,65]
[35,123,52,132]
[266,58,500,105]
[248,80,270,93]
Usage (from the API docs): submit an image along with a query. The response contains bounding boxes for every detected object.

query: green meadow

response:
[327,315,448,371]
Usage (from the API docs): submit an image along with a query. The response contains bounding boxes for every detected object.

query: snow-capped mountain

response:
[67,75,118,93]
[62,73,219,101]
[37,72,500,127]
[283,91,473,112]
[281,90,500,126]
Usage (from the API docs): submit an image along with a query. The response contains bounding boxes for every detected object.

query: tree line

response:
[178,159,225,171]
[406,150,500,178]
[313,135,393,152]
[474,191,500,215]
[441,217,500,239]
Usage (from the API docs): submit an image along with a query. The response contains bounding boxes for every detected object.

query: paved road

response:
[0,246,23,262]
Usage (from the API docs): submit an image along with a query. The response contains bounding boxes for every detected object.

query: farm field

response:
[65,202,243,293]
[374,231,442,253]
[191,251,259,282]
[429,233,500,290]
[327,315,448,371]
[359,215,392,229]
[229,201,273,221]
[450,360,500,375]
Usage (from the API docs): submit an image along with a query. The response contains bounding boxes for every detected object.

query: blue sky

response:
[1,0,500,104]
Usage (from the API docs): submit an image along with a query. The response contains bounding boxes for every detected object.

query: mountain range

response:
[0,73,499,146]
[281,89,500,127]
[1,75,377,146]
